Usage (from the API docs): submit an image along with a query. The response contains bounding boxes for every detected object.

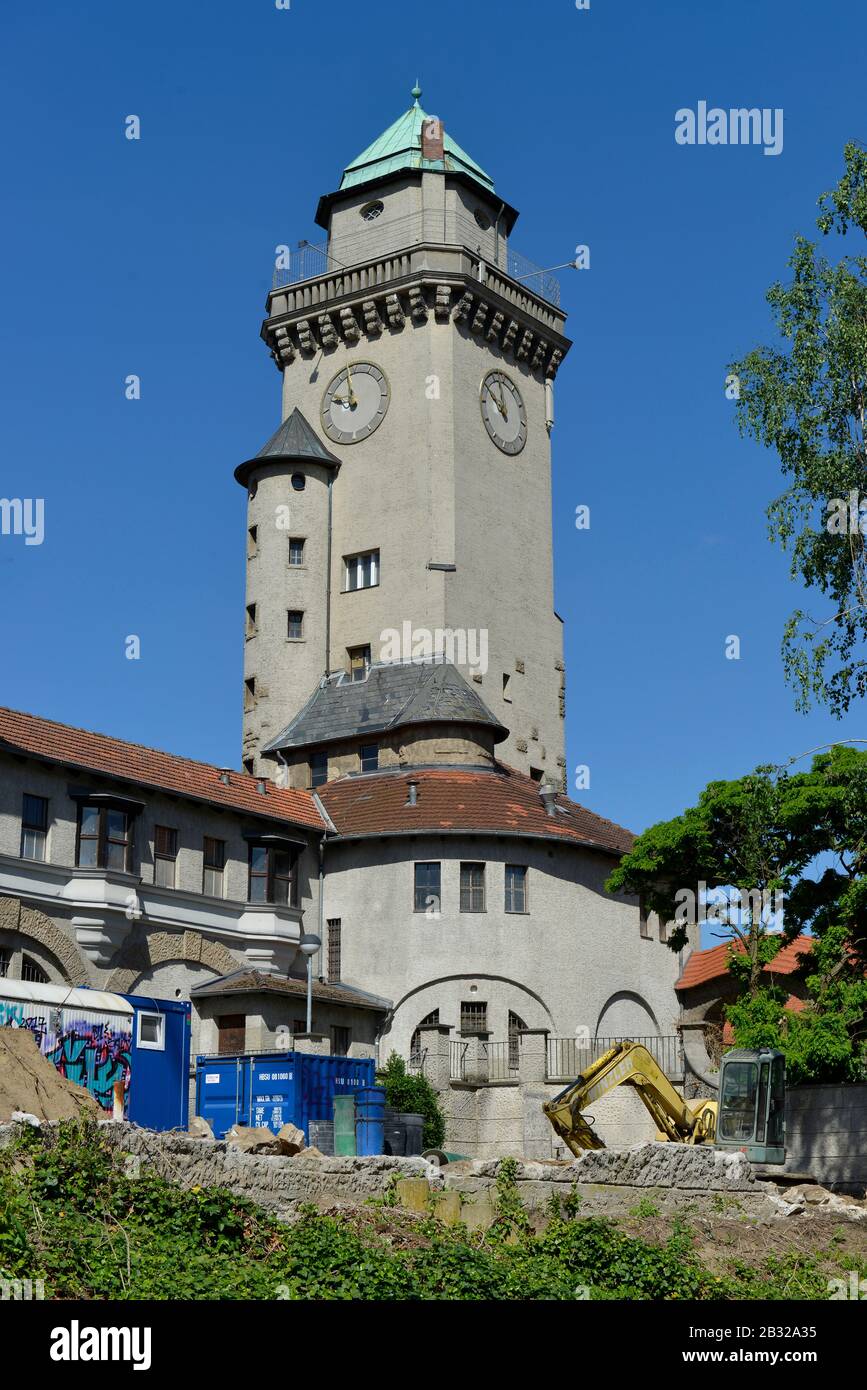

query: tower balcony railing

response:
[271,208,562,308]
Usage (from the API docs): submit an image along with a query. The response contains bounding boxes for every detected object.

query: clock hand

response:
[345,364,357,408]
[493,384,509,420]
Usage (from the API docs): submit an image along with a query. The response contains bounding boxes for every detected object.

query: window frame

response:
[20,793,49,862]
[347,645,371,682]
[288,537,305,567]
[287,609,304,641]
[343,549,380,593]
[504,863,529,914]
[359,743,378,773]
[136,1011,166,1051]
[75,803,132,873]
[414,861,441,913]
[459,861,486,913]
[310,751,328,788]
[246,841,298,907]
[153,825,179,889]
[202,836,226,897]
[460,1000,488,1035]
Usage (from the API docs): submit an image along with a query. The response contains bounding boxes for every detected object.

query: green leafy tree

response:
[605,769,797,993]
[729,143,867,715]
[377,1052,445,1150]
[606,747,867,1080]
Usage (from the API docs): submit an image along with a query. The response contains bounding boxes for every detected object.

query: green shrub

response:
[377,1052,445,1149]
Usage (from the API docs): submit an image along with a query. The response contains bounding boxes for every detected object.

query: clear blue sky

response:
[1,0,864,834]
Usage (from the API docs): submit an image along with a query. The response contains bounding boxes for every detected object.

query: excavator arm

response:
[543,1040,718,1155]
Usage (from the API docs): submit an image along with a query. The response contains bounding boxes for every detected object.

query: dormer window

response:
[360,200,384,221]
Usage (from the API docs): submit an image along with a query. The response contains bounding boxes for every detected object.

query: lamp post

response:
[298,933,321,1034]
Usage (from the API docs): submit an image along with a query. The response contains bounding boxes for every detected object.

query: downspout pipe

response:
[325,474,333,677]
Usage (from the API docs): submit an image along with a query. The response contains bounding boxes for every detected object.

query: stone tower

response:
[240,87,572,782]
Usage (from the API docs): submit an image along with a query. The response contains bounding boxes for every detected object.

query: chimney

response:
[405,779,419,807]
[538,781,557,817]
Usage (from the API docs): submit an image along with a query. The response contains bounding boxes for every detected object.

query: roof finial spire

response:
[411,80,422,106]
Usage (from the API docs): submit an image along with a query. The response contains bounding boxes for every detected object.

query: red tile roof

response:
[0,706,323,832]
[317,765,635,854]
[676,934,813,991]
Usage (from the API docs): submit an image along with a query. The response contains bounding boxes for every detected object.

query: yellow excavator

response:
[543,1040,786,1163]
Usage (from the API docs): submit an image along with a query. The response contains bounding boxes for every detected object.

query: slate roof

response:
[262,660,508,755]
[0,706,324,832]
[340,87,495,195]
[317,764,636,856]
[190,968,390,1014]
[675,934,814,991]
[234,408,340,488]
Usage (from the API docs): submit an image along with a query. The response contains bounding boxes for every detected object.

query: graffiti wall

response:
[0,999,132,1113]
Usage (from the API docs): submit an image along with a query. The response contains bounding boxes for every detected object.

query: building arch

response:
[0,896,90,985]
[595,990,660,1039]
[385,973,553,1060]
[105,930,238,993]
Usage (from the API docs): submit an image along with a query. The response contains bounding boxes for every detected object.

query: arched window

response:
[410,1009,439,1069]
[21,955,48,984]
[508,1010,528,1071]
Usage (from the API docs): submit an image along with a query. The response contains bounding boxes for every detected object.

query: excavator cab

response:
[715,1048,785,1163]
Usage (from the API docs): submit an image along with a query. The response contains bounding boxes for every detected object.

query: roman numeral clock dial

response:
[321,362,390,444]
[480,370,527,454]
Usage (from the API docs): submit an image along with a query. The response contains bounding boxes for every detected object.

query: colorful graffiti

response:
[0,1001,132,1113]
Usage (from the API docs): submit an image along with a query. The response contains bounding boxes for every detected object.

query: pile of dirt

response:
[0,1026,99,1122]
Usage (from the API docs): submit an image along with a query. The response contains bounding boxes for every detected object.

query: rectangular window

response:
[639,901,652,939]
[348,645,371,681]
[331,1025,351,1057]
[20,794,48,862]
[310,751,328,788]
[217,1014,246,1056]
[502,672,512,703]
[245,603,257,637]
[414,861,441,913]
[327,917,342,981]
[0,950,11,978]
[288,537,305,566]
[203,836,225,897]
[505,864,528,913]
[247,525,258,558]
[460,862,485,912]
[460,1000,488,1034]
[136,1011,165,1051]
[154,825,178,889]
[287,610,304,640]
[344,549,380,592]
[76,805,130,872]
[360,743,378,773]
[248,843,297,906]
[244,677,256,711]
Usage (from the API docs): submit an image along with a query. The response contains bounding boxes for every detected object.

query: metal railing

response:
[449,1039,469,1081]
[546,1035,683,1082]
[407,1047,428,1076]
[271,209,561,307]
[483,1040,518,1082]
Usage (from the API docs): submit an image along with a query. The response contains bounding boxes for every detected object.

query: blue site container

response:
[123,994,191,1132]
[355,1086,386,1156]
[194,1051,375,1141]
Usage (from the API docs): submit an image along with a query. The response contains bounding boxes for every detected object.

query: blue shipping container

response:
[195,1051,375,1141]
[123,994,191,1132]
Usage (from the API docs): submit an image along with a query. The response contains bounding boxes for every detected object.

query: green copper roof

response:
[339,85,495,195]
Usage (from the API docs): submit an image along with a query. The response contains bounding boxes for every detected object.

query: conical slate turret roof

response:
[234,408,340,487]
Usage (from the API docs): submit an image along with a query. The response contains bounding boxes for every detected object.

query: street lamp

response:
[298,933,321,1034]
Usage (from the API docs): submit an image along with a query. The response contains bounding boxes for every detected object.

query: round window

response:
[473,207,492,231]
[360,200,384,222]
[291,473,306,491]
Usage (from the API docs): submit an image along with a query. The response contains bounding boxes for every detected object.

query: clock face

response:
[480,371,527,454]
[321,362,389,444]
